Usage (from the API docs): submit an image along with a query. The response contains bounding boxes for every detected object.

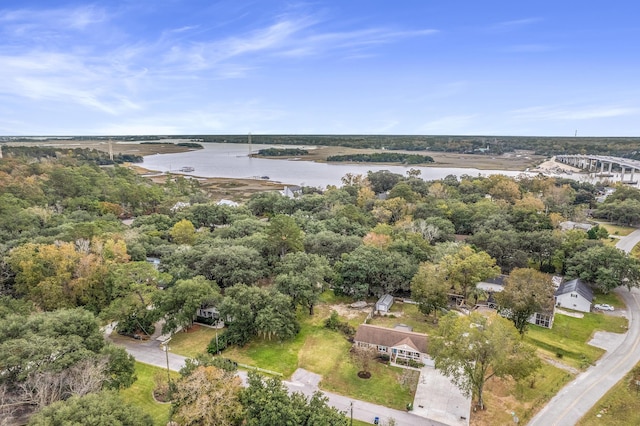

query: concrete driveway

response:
[412,366,471,426]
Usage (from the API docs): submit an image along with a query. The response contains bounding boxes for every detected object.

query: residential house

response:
[559,221,593,232]
[353,324,429,364]
[280,185,303,199]
[555,278,593,313]
[476,274,556,329]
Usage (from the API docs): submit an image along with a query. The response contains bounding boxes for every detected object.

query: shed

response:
[376,294,394,313]
[555,278,593,313]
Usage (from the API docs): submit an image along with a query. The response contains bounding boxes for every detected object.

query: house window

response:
[377,345,387,353]
[535,313,551,328]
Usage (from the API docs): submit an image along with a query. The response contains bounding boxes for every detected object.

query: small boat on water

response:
[179,166,195,172]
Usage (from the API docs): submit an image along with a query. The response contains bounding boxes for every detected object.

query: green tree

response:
[410,263,449,318]
[495,268,556,335]
[335,245,418,298]
[267,214,304,258]
[439,246,500,301]
[195,246,267,288]
[566,245,640,293]
[240,372,348,426]
[28,391,152,426]
[156,276,221,334]
[219,284,299,346]
[275,252,333,315]
[430,312,540,410]
[171,365,243,426]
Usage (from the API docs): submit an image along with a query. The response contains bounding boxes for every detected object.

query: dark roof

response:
[555,278,593,302]
[481,275,507,286]
[353,324,427,353]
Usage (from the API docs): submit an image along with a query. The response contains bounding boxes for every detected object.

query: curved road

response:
[112,334,446,426]
[528,229,640,426]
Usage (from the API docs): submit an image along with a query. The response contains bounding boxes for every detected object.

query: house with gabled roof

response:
[555,278,593,313]
[353,324,428,364]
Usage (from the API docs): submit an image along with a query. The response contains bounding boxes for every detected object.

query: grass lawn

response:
[594,222,636,237]
[321,358,418,411]
[119,362,177,426]
[578,364,640,425]
[592,291,625,309]
[367,302,438,335]
[525,312,628,370]
[169,325,218,358]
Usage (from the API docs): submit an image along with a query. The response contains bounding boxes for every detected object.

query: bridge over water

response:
[556,154,640,186]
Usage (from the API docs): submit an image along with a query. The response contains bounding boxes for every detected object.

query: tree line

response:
[327,152,434,164]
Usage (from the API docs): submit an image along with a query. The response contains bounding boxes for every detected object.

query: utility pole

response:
[163,337,172,388]
[350,401,353,426]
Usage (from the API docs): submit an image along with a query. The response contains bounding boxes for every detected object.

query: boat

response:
[179,166,195,172]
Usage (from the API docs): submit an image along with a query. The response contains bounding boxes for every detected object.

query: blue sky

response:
[1,1,639,136]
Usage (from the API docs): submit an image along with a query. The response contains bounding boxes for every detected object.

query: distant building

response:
[216,199,239,207]
[559,221,593,232]
[280,185,303,199]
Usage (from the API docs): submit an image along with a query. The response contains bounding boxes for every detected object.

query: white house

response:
[280,185,303,199]
[555,278,593,313]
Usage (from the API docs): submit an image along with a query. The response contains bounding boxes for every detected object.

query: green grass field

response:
[525,312,628,369]
[119,362,177,426]
[578,364,640,425]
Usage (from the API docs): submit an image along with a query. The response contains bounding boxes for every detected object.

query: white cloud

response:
[489,18,541,31]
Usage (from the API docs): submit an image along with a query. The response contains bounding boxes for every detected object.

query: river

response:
[141,143,534,188]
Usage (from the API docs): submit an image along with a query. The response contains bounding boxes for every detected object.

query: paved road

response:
[111,334,447,426]
[615,228,640,253]
[528,229,640,426]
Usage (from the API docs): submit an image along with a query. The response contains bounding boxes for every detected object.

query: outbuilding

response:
[375,294,394,314]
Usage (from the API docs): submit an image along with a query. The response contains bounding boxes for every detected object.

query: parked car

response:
[594,304,615,311]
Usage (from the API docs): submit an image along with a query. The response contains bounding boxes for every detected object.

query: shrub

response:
[207,331,228,355]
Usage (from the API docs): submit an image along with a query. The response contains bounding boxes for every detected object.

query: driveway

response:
[413,366,471,426]
[110,333,448,425]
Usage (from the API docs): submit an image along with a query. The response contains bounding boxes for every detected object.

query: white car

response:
[594,304,614,311]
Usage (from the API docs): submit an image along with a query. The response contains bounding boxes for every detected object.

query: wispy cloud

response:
[489,18,541,31]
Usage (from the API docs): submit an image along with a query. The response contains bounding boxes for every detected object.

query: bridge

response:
[556,154,640,185]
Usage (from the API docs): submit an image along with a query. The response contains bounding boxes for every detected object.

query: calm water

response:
[141,143,530,188]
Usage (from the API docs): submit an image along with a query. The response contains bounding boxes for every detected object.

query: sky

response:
[1,1,639,137]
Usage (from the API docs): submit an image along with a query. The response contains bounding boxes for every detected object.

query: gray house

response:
[555,278,593,313]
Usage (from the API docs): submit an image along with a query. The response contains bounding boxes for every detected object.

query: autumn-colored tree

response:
[172,365,243,426]
[169,218,196,245]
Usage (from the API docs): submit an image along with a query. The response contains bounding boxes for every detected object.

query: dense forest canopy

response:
[2,144,640,422]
